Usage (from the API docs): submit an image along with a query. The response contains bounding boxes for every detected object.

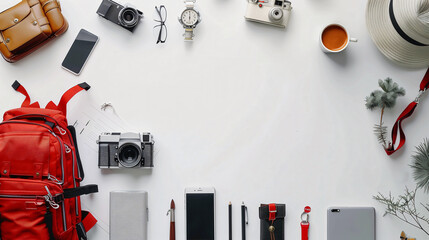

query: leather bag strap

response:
[46,82,90,116]
[385,68,429,155]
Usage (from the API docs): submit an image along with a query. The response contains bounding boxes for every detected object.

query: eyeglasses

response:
[153,5,167,44]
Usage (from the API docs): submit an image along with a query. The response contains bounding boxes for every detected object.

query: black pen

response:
[241,202,248,240]
[229,202,232,240]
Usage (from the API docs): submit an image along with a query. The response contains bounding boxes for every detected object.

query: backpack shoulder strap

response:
[46,83,90,116]
[12,81,40,108]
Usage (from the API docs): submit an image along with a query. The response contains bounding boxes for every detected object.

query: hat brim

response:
[366,0,429,69]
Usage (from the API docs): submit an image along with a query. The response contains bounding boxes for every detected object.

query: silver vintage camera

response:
[98,133,154,169]
[96,0,143,32]
[244,0,292,28]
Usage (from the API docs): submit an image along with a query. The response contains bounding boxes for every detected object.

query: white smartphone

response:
[61,29,98,75]
[185,187,216,240]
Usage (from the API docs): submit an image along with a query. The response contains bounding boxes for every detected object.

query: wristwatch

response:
[178,0,201,41]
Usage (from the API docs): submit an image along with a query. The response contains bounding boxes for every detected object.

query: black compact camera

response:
[96,0,143,32]
[98,132,154,168]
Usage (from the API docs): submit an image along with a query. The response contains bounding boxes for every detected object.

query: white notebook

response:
[110,191,148,240]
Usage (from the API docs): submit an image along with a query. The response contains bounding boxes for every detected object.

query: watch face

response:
[181,9,199,26]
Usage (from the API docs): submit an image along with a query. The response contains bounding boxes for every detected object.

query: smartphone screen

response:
[186,193,215,240]
[62,29,98,75]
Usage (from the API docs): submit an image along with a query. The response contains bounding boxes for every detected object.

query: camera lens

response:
[124,12,134,21]
[269,7,284,22]
[118,7,140,28]
[118,144,141,168]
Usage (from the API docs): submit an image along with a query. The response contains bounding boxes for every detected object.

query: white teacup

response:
[320,24,358,53]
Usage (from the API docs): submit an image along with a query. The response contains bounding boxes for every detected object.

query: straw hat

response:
[366,0,429,68]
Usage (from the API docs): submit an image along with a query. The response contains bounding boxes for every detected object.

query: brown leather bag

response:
[0,0,68,62]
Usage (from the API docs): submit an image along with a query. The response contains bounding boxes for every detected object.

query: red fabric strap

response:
[11,81,41,108]
[385,68,429,155]
[268,204,276,221]
[46,83,90,116]
[12,81,31,107]
[420,68,429,91]
[82,211,97,232]
[301,222,309,240]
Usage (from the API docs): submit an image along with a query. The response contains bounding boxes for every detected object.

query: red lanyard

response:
[385,68,429,155]
[301,206,311,240]
[301,222,309,240]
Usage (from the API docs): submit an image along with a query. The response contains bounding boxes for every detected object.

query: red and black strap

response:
[12,81,40,108]
[63,185,98,240]
[56,83,90,116]
[46,82,90,116]
[77,211,98,240]
[12,81,90,113]
[385,68,429,155]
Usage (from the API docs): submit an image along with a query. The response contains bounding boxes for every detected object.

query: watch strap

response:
[185,0,195,8]
[184,28,194,41]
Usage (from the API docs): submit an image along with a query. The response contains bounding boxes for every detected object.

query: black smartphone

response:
[185,187,216,240]
[62,29,98,75]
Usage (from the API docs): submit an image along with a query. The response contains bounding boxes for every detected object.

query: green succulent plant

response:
[365,78,406,148]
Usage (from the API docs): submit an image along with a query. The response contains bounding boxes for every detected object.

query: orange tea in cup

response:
[321,25,348,52]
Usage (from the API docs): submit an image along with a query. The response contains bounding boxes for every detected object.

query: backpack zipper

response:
[71,146,79,216]
[48,174,62,185]
[64,143,79,216]
[44,186,60,209]
[0,186,61,210]
[56,126,66,135]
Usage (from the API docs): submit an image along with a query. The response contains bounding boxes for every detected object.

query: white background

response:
[1,0,429,239]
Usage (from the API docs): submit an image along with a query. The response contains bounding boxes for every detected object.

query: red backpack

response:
[0,81,98,240]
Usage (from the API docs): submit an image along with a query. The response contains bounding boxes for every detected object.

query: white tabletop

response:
[0,0,428,239]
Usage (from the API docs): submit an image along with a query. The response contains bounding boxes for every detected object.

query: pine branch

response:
[411,139,429,192]
[374,187,429,236]
[374,123,388,147]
